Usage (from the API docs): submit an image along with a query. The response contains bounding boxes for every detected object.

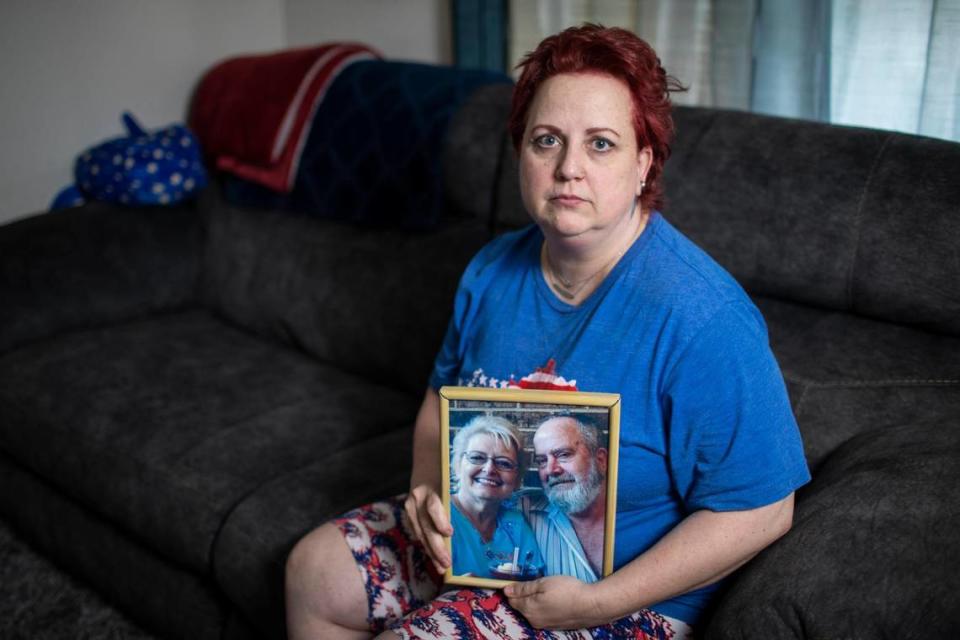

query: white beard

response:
[544,462,603,515]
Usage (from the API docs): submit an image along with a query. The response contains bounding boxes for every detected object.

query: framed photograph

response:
[439,385,620,588]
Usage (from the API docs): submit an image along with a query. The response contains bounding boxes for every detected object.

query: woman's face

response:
[519,72,652,249]
[457,433,520,504]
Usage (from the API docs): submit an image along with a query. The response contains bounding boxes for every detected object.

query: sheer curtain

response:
[506,0,960,142]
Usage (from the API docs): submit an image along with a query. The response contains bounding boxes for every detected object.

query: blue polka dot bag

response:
[64,112,207,208]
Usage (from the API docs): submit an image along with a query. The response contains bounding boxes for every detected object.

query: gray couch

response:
[1,72,958,639]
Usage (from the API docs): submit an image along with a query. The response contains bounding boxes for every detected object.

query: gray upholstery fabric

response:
[440,82,529,232]
[667,107,960,335]
[0,310,418,573]
[706,422,960,639]
[754,296,960,469]
[794,383,960,473]
[853,133,960,334]
[491,117,530,232]
[666,107,884,310]
[443,83,514,223]
[0,200,202,355]
[0,452,224,640]
[202,204,489,395]
[214,428,413,640]
[749,296,829,361]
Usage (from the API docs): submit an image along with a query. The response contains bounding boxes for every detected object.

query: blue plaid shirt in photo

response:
[517,491,598,583]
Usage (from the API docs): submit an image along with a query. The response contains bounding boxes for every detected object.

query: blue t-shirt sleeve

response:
[664,301,811,512]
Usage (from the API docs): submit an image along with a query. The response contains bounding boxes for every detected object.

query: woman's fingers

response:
[417,491,451,571]
[425,490,453,536]
[405,486,452,572]
[503,578,542,599]
[418,524,450,572]
[403,492,426,542]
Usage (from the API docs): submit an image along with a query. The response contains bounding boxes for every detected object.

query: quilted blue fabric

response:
[225,61,511,230]
[71,112,207,207]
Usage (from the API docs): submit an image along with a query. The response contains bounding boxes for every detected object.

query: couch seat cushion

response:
[706,421,960,638]
[213,427,413,639]
[754,296,960,468]
[0,309,419,572]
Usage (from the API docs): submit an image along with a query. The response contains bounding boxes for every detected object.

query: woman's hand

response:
[405,388,452,574]
[404,483,453,574]
[504,576,606,629]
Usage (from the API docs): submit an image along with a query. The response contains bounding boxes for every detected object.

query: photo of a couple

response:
[442,389,619,587]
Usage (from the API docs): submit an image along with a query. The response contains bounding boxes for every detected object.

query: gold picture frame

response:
[439,386,620,588]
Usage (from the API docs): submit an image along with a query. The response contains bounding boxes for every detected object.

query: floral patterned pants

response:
[332,496,692,639]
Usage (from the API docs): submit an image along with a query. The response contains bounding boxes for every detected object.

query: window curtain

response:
[502,0,960,142]
[453,0,508,72]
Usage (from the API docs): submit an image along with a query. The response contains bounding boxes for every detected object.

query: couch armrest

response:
[0,199,204,355]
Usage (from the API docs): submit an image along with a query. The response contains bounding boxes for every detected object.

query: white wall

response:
[284,0,451,64]
[0,0,450,226]
[0,0,286,225]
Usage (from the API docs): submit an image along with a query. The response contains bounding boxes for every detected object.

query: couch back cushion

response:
[202,204,489,395]
[0,202,202,356]
[443,82,519,227]
[665,107,960,335]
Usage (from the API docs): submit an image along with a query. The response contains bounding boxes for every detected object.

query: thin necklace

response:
[543,215,644,302]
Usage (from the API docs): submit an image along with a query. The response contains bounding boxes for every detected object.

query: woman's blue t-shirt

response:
[430,213,810,625]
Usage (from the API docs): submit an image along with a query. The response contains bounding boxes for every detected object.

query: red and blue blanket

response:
[190,43,512,230]
[190,42,381,194]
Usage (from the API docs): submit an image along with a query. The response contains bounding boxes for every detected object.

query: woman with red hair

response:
[286,24,808,639]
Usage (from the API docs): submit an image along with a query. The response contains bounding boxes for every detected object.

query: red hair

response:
[509,24,682,212]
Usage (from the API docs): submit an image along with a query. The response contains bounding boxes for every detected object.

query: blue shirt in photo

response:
[450,501,544,579]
